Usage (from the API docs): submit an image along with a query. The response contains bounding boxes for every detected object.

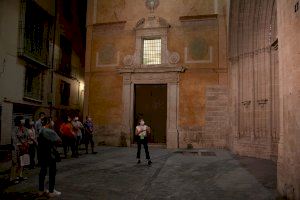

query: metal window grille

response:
[24,67,43,101]
[143,39,161,65]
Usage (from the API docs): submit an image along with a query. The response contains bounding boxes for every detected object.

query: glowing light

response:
[79,82,85,92]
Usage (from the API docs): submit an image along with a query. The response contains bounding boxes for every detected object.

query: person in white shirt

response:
[135,118,152,165]
[25,119,38,169]
[72,116,84,156]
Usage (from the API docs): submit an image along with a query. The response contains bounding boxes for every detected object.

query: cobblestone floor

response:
[0,146,278,200]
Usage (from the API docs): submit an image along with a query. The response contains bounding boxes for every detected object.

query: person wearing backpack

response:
[38,117,62,197]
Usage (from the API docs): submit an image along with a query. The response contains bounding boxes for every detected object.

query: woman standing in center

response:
[135,118,152,165]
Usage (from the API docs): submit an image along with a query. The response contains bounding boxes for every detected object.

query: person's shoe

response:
[148,160,152,165]
[48,189,61,197]
[137,159,141,164]
[38,190,49,196]
[19,176,28,181]
[92,151,97,154]
[85,151,89,154]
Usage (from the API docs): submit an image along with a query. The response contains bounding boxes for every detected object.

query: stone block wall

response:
[179,85,229,149]
[204,86,229,148]
[276,0,300,199]
[228,0,279,160]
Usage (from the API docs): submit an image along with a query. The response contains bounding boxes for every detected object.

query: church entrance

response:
[134,84,167,144]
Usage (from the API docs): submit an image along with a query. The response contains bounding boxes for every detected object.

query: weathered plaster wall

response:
[85,0,229,147]
[0,0,52,144]
[88,73,123,145]
[95,0,216,27]
[276,0,300,199]
[0,0,86,145]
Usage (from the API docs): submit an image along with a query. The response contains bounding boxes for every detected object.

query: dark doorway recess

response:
[134,84,167,144]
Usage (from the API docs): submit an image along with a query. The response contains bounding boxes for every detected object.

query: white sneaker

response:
[48,189,62,197]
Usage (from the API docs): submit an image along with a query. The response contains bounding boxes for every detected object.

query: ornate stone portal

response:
[118,14,186,148]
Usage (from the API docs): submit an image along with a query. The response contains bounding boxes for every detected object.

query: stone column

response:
[121,73,132,147]
[167,81,179,148]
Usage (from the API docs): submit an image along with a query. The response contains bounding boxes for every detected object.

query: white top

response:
[136,125,148,138]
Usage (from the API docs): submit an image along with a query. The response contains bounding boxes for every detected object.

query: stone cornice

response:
[117,65,186,74]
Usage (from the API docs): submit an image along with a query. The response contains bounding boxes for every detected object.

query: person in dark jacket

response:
[38,117,62,197]
[83,116,97,154]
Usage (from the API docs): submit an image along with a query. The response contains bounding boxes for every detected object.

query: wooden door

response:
[134,84,167,143]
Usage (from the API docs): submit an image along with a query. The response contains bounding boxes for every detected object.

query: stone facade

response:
[228,0,279,160]
[229,0,300,199]
[276,0,300,199]
[84,0,229,148]
[179,85,229,149]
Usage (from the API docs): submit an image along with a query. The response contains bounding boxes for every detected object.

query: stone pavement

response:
[0,146,279,200]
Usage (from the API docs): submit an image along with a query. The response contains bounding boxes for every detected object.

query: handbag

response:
[20,154,30,166]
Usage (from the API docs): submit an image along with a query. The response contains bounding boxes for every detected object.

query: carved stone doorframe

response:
[118,66,185,148]
[118,14,185,148]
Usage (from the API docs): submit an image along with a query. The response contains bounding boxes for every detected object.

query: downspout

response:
[50,0,57,117]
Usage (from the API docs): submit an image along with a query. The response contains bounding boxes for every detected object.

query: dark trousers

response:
[37,138,41,164]
[62,136,76,157]
[136,138,150,160]
[75,136,81,155]
[39,160,56,193]
[85,134,95,152]
[28,144,36,168]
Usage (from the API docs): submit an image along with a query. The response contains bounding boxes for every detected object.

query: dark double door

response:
[134,84,167,144]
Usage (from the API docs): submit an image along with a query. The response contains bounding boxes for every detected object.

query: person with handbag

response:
[38,117,62,197]
[25,119,38,169]
[135,118,152,165]
[10,117,29,184]
[72,116,84,156]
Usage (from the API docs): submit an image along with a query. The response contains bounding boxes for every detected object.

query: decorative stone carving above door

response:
[120,15,181,68]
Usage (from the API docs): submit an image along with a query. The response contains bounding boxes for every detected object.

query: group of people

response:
[10,112,96,197]
[60,115,97,159]
[9,112,153,198]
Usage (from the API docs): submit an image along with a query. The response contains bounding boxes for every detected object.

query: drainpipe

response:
[50,0,57,117]
[177,129,180,149]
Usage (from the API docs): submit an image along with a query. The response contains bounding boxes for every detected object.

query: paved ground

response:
[0,146,279,200]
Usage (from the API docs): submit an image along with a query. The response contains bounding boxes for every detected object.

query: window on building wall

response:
[24,67,43,101]
[19,0,52,66]
[143,39,161,65]
[59,35,72,76]
[60,80,70,106]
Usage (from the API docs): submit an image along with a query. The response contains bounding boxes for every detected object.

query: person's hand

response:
[56,138,62,145]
